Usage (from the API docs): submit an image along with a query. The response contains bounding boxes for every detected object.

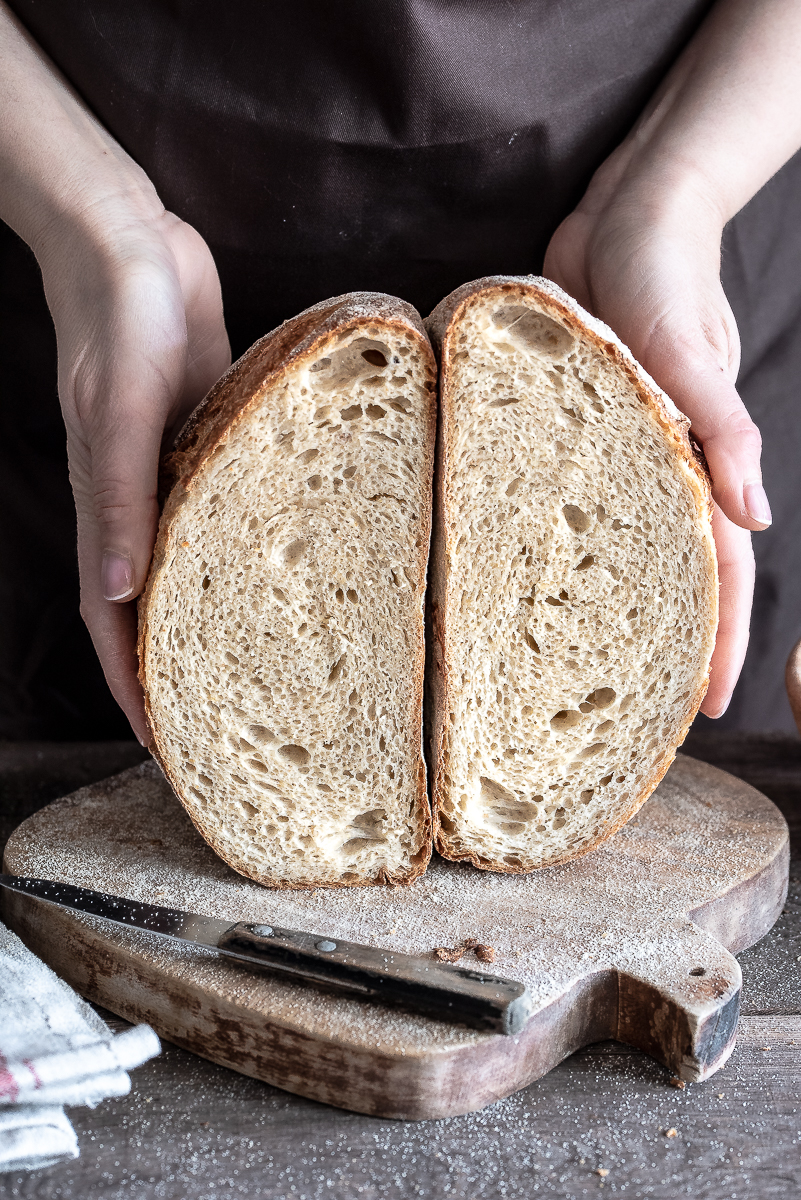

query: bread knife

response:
[0,874,531,1035]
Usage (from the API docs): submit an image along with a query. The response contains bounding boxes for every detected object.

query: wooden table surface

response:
[1,733,799,1200]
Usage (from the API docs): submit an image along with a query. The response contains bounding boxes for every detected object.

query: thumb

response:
[87,391,165,604]
[627,283,770,533]
[70,387,166,744]
[68,340,186,743]
[670,362,771,533]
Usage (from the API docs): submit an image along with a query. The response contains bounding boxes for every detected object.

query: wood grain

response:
[1,754,789,1121]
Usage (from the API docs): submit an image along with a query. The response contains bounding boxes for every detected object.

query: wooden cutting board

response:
[1,754,788,1121]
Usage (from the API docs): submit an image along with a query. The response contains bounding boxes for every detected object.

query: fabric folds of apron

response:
[1,0,799,736]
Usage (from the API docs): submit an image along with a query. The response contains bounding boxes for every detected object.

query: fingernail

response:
[102,551,134,600]
[744,483,772,526]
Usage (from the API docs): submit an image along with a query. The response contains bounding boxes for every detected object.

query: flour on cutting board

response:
[4,755,787,1056]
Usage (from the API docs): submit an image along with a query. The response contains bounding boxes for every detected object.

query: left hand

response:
[544,158,762,717]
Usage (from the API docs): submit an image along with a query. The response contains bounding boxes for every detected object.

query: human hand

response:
[542,0,801,719]
[38,204,230,744]
[543,166,759,718]
[0,4,230,742]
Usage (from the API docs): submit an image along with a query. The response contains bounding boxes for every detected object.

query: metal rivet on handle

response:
[252,925,274,937]
[316,940,337,952]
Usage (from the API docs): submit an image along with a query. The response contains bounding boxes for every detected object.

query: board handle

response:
[217,922,532,1036]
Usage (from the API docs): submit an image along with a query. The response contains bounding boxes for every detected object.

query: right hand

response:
[37,203,231,744]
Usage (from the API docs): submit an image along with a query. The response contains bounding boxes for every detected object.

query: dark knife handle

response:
[217,922,531,1035]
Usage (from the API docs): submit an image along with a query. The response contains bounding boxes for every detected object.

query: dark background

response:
[1,0,800,741]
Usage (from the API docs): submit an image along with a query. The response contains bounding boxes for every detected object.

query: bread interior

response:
[433,290,717,870]
[143,324,433,886]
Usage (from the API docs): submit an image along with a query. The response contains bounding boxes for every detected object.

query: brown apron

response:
[1,0,798,736]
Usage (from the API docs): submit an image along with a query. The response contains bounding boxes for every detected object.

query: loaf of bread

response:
[425,276,718,873]
[139,293,437,887]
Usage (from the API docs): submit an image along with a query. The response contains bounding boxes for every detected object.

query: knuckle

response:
[92,482,158,528]
[702,412,763,458]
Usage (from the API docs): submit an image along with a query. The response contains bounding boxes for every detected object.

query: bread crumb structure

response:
[426,277,718,873]
[139,294,436,887]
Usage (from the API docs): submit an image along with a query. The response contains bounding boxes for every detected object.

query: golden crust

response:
[139,292,436,889]
[425,276,718,874]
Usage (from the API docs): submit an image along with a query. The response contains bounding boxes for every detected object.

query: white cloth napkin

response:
[0,921,160,1173]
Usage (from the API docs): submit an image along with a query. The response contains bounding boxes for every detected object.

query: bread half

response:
[426,276,718,873]
[139,293,436,887]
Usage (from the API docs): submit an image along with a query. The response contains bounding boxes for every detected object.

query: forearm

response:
[584,0,801,226]
[0,2,161,258]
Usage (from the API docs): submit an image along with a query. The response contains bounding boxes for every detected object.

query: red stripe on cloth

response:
[22,1058,42,1089]
[0,1054,19,1102]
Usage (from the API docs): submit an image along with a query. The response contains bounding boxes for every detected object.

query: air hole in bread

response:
[550,710,583,731]
[351,808,387,834]
[343,837,378,853]
[282,539,306,567]
[479,777,517,806]
[580,742,606,758]
[248,724,276,745]
[562,504,592,534]
[278,744,310,767]
[492,305,575,357]
[586,687,616,709]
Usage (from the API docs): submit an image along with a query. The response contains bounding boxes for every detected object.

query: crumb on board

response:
[669,1076,685,1089]
[665,1128,678,1138]
[434,945,464,963]
[596,1168,609,1177]
[434,937,495,964]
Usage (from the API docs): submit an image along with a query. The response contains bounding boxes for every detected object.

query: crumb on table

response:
[434,937,496,964]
